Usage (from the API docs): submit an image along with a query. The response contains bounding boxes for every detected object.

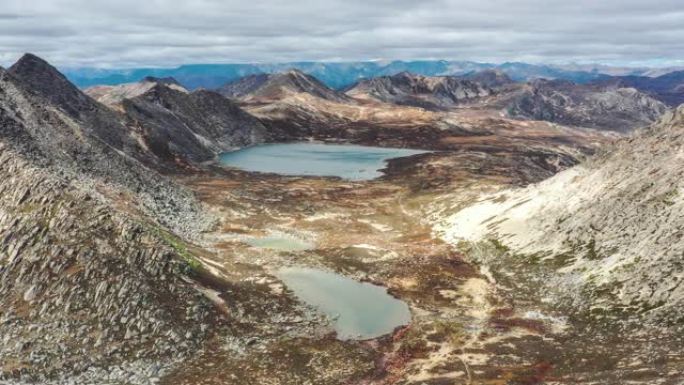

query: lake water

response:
[219,143,427,180]
[276,267,411,340]
[245,232,313,251]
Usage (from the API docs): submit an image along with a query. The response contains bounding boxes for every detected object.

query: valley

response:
[1,53,682,385]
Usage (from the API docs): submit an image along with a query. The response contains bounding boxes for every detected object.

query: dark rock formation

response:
[461,69,515,89]
[122,83,268,162]
[345,72,491,109]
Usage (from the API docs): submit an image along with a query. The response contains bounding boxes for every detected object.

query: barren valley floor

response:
[156,151,684,384]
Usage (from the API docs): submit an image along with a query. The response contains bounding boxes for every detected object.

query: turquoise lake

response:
[276,267,411,340]
[219,143,426,180]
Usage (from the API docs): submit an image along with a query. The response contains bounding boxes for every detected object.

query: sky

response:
[1,0,683,69]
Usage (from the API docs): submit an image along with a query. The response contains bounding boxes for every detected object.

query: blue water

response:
[276,267,411,340]
[219,143,426,180]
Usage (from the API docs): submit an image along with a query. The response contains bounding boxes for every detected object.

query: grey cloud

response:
[0,0,682,68]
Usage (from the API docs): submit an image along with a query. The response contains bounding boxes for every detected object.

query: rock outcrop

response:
[499,79,669,132]
[218,69,351,103]
[121,83,268,163]
[345,72,492,109]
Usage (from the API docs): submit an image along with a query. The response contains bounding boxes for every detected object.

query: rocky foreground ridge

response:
[437,104,684,325]
[0,54,234,382]
[0,145,219,382]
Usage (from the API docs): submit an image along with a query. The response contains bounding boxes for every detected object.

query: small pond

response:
[219,143,426,180]
[276,267,411,340]
[244,232,313,251]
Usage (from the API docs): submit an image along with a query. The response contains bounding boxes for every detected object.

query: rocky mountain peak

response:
[142,75,182,86]
[218,69,350,103]
[8,53,93,116]
[463,69,514,88]
[346,71,491,109]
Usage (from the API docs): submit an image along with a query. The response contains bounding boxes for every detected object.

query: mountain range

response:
[62,60,684,91]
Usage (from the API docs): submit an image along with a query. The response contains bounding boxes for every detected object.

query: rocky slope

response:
[120,83,268,163]
[0,145,220,382]
[437,104,684,325]
[85,77,188,112]
[594,70,684,107]
[1,57,206,236]
[217,69,351,103]
[345,72,492,109]
[461,69,514,89]
[0,56,232,383]
[498,79,669,132]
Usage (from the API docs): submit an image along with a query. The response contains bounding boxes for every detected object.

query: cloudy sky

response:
[1,0,683,68]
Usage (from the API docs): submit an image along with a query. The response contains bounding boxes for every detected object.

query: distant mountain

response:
[85,76,188,110]
[345,72,492,109]
[219,69,351,103]
[461,69,514,89]
[343,68,667,132]
[592,70,684,107]
[63,60,680,91]
[498,79,668,132]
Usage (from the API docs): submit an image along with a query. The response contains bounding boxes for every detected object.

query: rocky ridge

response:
[0,144,221,383]
[1,61,209,237]
[218,69,352,103]
[120,83,268,163]
[499,79,669,132]
[345,71,492,109]
[85,78,189,111]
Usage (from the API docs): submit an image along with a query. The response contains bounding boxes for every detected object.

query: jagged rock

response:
[345,71,492,109]
[499,79,669,132]
[0,54,226,381]
[218,69,351,103]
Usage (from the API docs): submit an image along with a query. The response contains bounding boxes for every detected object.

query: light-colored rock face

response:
[436,106,684,324]
[85,80,188,110]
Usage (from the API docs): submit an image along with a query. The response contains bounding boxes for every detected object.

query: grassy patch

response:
[488,238,510,253]
[148,225,202,272]
[431,320,465,347]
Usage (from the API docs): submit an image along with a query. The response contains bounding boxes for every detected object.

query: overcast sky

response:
[1,0,683,68]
